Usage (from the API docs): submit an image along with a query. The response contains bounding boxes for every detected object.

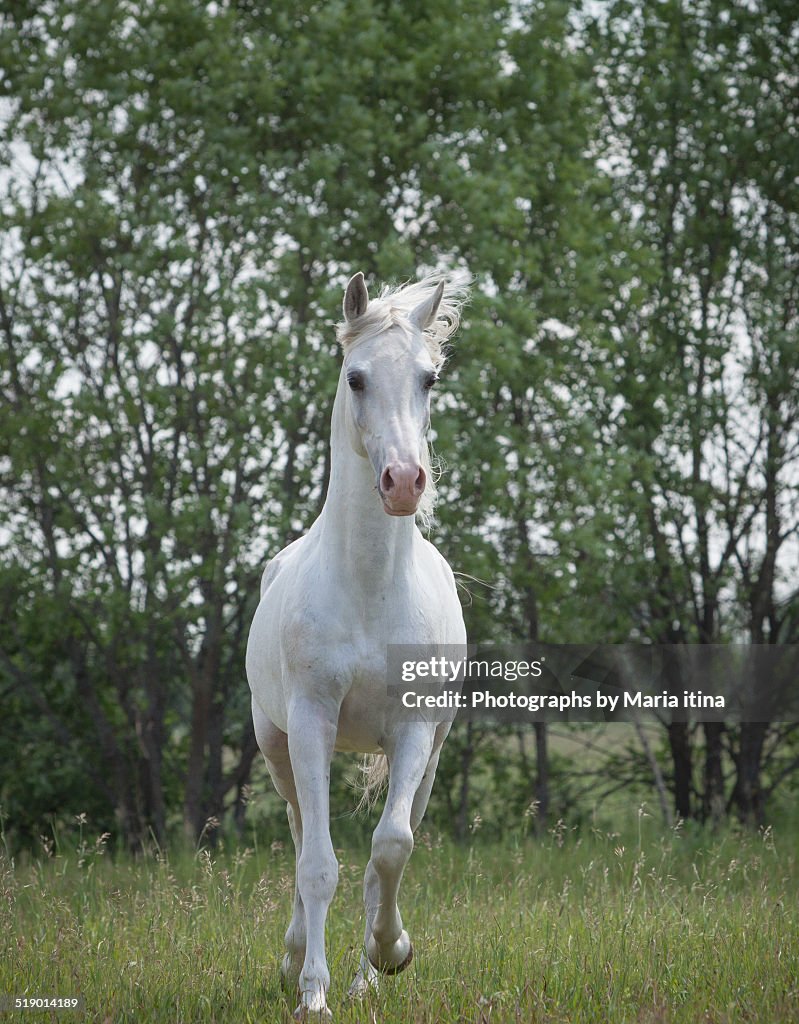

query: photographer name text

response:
[400,689,725,711]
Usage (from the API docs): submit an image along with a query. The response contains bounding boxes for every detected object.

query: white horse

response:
[246,271,468,1019]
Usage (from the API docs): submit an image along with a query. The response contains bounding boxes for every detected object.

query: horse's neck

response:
[319,375,416,585]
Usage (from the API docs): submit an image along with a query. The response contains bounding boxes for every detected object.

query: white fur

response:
[246,273,467,1019]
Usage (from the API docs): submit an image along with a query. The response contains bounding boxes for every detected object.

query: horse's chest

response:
[301,570,433,637]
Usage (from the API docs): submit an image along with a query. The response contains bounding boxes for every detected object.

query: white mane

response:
[336,271,470,369]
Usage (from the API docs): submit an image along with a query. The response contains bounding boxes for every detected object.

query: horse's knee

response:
[297,846,339,906]
[372,824,413,875]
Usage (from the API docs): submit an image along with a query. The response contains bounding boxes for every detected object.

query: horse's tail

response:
[355,753,389,814]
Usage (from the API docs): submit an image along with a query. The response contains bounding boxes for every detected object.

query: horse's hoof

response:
[380,943,413,976]
[367,940,413,975]
[348,973,378,1000]
[348,951,380,1000]
[292,1004,333,1022]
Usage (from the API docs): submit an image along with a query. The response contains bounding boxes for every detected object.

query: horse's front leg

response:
[252,703,306,987]
[363,725,438,976]
[287,696,338,1021]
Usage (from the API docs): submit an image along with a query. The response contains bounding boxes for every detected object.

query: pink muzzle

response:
[379,462,427,516]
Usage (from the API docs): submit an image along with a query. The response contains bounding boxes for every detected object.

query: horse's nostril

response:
[415,467,426,495]
[381,467,395,493]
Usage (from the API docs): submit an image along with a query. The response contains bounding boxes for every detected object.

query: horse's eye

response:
[347,372,365,392]
[423,373,439,391]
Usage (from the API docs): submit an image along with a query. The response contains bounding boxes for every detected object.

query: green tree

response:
[0,0,604,846]
[591,0,799,824]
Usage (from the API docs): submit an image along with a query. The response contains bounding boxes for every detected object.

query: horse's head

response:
[339,272,446,518]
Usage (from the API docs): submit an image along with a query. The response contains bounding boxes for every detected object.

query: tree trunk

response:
[138,724,167,848]
[139,637,167,847]
[206,691,226,841]
[231,721,260,840]
[702,721,725,824]
[667,721,693,820]
[455,721,475,843]
[632,713,673,826]
[734,721,768,827]
[533,721,549,832]
[184,673,210,841]
[183,599,224,841]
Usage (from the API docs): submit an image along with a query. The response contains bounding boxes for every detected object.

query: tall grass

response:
[1,813,797,1022]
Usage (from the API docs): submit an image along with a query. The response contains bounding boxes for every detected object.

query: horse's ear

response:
[409,280,445,332]
[343,272,369,322]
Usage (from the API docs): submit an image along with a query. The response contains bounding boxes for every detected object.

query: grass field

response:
[1,815,798,1023]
